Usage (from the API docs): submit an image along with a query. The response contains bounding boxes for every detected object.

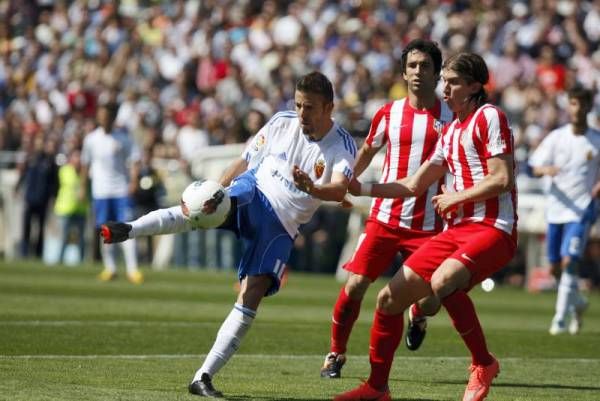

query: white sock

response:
[101,243,117,273]
[193,303,256,381]
[120,239,139,274]
[554,271,578,324]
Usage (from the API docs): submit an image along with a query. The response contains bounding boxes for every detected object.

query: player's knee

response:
[417,295,441,316]
[376,286,400,313]
[345,274,371,299]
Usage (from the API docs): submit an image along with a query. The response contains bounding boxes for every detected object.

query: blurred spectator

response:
[54,148,87,264]
[15,135,59,258]
[132,146,165,263]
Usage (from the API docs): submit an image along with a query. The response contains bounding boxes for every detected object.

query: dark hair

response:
[296,71,334,103]
[567,85,595,106]
[400,39,442,77]
[443,52,489,106]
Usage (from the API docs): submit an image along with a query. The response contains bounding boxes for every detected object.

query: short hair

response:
[296,71,334,103]
[567,85,595,105]
[443,52,489,105]
[400,39,443,77]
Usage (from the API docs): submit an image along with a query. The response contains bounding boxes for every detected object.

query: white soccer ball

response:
[181,180,231,229]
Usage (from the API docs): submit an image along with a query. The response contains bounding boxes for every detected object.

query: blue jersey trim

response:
[336,127,357,157]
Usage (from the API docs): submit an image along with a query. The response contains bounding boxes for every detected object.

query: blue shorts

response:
[547,201,597,263]
[93,197,134,228]
[223,172,293,297]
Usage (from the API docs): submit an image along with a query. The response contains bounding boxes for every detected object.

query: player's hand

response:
[431,185,460,219]
[347,178,361,196]
[100,222,132,243]
[339,197,354,209]
[544,166,560,177]
[201,189,225,214]
[292,165,314,194]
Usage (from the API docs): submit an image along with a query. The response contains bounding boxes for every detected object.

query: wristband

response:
[360,183,373,196]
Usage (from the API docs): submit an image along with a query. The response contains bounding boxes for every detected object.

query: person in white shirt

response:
[81,103,143,284]
[100,71,356,398]
[529,86,600,335]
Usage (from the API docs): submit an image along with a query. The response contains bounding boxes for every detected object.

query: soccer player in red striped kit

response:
[320,39,453,379]
[335,52,517,401]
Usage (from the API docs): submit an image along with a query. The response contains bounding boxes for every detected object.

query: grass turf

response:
[1,261,599,400]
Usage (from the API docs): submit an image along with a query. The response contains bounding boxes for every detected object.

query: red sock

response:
[442,291,492,366]
[367,309,404,390]
[331,286,362,354]
[410,303,424,319]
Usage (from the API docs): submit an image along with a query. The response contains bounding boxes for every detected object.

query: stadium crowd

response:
[1,0,600,285]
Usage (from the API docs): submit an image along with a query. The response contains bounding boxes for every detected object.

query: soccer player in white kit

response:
[101,71,356,397]
[81,104,143,284]
[529,86,600,335]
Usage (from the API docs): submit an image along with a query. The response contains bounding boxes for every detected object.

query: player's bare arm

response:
[432,154,514,215]
[351,160,446,199]
[353,142,382,178]
[219,157,249,188]
[293,165,349,202]
[532,165,560,177]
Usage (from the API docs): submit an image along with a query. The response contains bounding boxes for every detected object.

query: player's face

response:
[441,69,480,115]
[295,90,333,138]
[403,50,437,95]
[567,97,592,126]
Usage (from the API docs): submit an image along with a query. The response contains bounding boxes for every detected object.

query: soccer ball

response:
[181,180,231,229]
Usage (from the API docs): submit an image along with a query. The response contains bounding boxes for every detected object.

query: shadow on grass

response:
[406,378,600,392]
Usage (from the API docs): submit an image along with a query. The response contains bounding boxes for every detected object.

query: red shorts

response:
[344,219,435,281]
[404,222,516,289]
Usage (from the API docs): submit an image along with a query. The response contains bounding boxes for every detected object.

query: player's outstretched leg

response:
[188,373,223,398]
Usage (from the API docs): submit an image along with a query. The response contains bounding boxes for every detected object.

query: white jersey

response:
[242,111,356,237]
[82,127,140,199]
[529,124,600,224]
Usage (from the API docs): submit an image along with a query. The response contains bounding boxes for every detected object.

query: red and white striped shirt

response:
[430,104,518,240]
[366,98,453,232]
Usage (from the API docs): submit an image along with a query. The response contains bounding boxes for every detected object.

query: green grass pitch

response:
[1,261,599,400]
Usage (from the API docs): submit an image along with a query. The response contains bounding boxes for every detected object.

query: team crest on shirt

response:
[587,151,593,161]
[314,159,325,179]
[433,119,444,136]
[253,134,266,151]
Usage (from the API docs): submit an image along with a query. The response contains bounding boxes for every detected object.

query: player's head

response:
[401,39,442,95]
[567,85,595,126]
[441,52,489,113]
[295,71,334,139]
[96,102,118,132]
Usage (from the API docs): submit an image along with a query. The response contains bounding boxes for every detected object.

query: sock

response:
[101,243,117,273]
[367,309,404,390]
[554,271,578,324]
[331,286,362,354]
[443,291,492,366]
[120,239,139,274]
[193,303,256,381]
[410,303,424,320]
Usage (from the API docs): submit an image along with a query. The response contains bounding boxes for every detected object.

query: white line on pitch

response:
[0,355,598,363]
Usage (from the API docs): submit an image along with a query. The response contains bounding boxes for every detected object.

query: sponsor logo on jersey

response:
[278,152,287,161]
[253,134,266,151]
[314,159,325,179]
